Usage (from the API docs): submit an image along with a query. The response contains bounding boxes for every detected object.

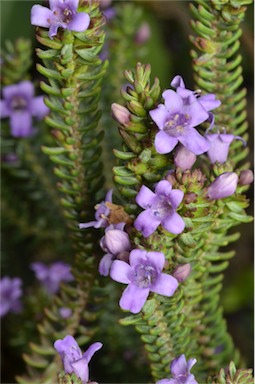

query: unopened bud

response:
[207,172,238,200]
[104,229,131,255]
[173,263,191,282]
[111,103,131,126]
[174,145,196,171]
[184,192,197,204]
[135,22,151,45]
[239,169,254,186]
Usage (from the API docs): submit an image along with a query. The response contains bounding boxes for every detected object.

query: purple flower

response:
[54,336,102,384]
[174,144,196,171]
[150,87,210,155]
[79,190,113,229]
[156,354,198,384]
[171,75,221,112]
[239,169,254,186]
[99,223,131,276]
[134,180,185,238]
[59,307,72,319]
[110,249,178,314]
[0,277,22,317]
[173,264,191,283]
[207,172,238,200]
[31,0,90,39]
[135,22,151,45]
[0,81,49,137]
[205,132,245,164]
[31,262,74,295]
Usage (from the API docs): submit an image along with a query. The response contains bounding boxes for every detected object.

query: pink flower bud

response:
[104,229,131,255]
[174,145,197,171]
[135,22,151,45]
[239,169,254,186]
[207,172,238,200]
[111,103,131,126]
[173,264,191,282]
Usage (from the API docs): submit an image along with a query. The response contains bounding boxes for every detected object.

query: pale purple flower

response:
[54,336,102,384]
[171,75,221,112]
[110,249,178,314]
[59,307,72,319]
[99,223,131,276]
[134,180,185,238]
[31,0,90,39]
[135,22,151,44]
[207,172,238,200]
[205,132,245,164]
[0,277,22,317]
[79,190,113,229]
[0,81,49,137]
[156,354,198,384]
[150,87,210,155]
[31,262,74,295]
[174,144,196,171]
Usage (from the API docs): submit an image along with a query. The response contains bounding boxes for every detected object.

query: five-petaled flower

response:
[205,130,245,164]
[0,81,49,137]
[79,190,113,230]
[110,249,178,314]
[0,277,23,317]
[31,261,74,295]
[54,335,102,384]
[99,223,131,276]
[156,354,198,384]
[31,0,90,39]
[149,85,210,155]
[134,180,185,238]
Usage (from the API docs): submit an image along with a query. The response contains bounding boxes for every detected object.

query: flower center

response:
[164,113,190,136]
[53,7,73,25]
[11,96,27,111]
[134,264,157,288]
[149,194,172,219]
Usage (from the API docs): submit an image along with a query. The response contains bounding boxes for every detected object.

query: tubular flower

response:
[156,354,198,384]
[99,223,131,276]
[54,336,102,384]
[110,249,178,314]
[31,0,90,39]
[0,277,23,317]
[205,131,245,164]
[31,261,74,295]
[79,190,113,229]
[134,180,185,238]
[149,87,210,155]
[0,81,49,137]
[207,172,238,200]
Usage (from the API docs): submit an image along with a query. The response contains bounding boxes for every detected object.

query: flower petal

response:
[145,251,165,272]
[179,128,209,155]
[171,354,187,377]
[68,13,90,32]
[162,90,183,112]
[110,260,132,284]
[134,210,160,238]
[170,75,185,89]
[71,357,89,383]
[186,97,209,127]
[79,221,97,229]
[136,185,155,209]
[10,111,33,137]
[31,5,52,28]
[155,131,178,154]
[129,249,147,268]
[162,212,185,235]
[155,180,172,196]
[198,94,221,111]
[169,189,184,209]
[82,342,103,363]
[0,100,9,118]
[149,104,168,130]
[31,96,49,119]
[151,273,178,296]
[119,284,150,314]
[99,254,114,276]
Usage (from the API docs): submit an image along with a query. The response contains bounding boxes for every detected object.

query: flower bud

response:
[173,264,191,282]
[111,103,131,126]
[174,145,196,171]
[104,229,131,255]
[239,169,254,186]
[135,22,151,45]
[207,172,238,200]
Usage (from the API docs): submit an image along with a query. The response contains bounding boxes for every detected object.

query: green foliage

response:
[210,361,254,384]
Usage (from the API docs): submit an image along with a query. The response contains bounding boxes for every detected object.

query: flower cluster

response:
[0,80,49,137]
[31,261,74,295]
[54,335,102,384]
